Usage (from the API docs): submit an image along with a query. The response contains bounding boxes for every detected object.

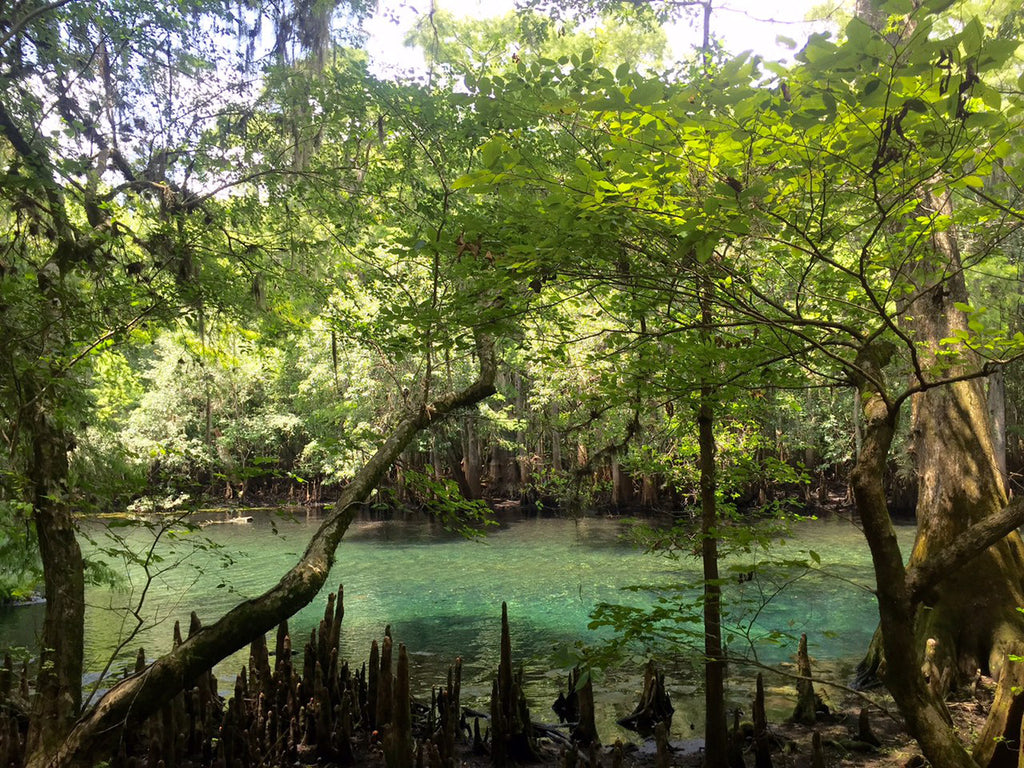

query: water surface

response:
[0,510,913,740]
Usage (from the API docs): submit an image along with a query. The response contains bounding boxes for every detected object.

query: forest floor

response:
[426,673,995,768]
[553,682,991,768]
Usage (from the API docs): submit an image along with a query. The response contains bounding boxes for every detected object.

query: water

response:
[0,510,914,741]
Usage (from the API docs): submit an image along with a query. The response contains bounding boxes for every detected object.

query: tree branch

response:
[905,496,1024,606]
[0,0,76,50]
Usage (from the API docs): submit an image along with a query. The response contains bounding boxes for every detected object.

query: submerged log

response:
[617,660,673,737]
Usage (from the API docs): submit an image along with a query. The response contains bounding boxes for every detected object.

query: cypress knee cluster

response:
[1,586,464,768]
[489,602,540,766]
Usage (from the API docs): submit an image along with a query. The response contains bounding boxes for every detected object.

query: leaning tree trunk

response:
[26,335,496,768]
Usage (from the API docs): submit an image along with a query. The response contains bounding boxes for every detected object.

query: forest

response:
[2,0,1024,765]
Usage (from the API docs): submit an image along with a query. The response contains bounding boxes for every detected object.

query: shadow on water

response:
[1,509,913,742]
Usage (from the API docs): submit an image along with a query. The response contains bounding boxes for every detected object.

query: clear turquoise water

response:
[0,511,914,741]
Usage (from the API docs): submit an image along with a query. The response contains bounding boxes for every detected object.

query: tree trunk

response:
[640,474,658,507]
[851,5,1024,753]
[850,183,1024,765]
[899,188,1024,698]
[988,367,1009,495]
[550,403,563,474]
[699,395,727,767]
[462,416,483,500]
[514,372,531,487]
[850,343,979,768]
[24,395,85,761]
[610,454,633,507]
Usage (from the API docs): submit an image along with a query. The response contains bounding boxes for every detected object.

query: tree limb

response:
[905,496,1024,606]
[0,0,76,49]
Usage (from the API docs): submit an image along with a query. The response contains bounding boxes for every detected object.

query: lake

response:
[0,509,914,741]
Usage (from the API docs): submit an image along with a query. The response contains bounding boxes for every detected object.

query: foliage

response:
[0,501,41,602]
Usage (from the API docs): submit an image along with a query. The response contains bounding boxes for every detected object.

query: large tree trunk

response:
[850,6,1024,758]
[896,193,1024,768]
[987,367,1009,495]
[907,377,1024,686]
[900,188,1024,691]
[462,415,483,499]
[26,336,496,768]
[851,344,980,768]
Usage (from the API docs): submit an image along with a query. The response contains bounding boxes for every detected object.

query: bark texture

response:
[849,183,1024,766]
[699,395,727,767]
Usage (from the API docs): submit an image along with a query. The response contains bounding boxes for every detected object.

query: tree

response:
[0,1,523,765]
[454,1,1024,764]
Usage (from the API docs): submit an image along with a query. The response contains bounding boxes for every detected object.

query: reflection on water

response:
[0,510,914,741]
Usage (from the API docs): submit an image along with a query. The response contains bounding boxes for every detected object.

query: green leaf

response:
[961,17,984,55]
[480,137,507,169]
[631,79,663,106]
[922,0,957,11]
